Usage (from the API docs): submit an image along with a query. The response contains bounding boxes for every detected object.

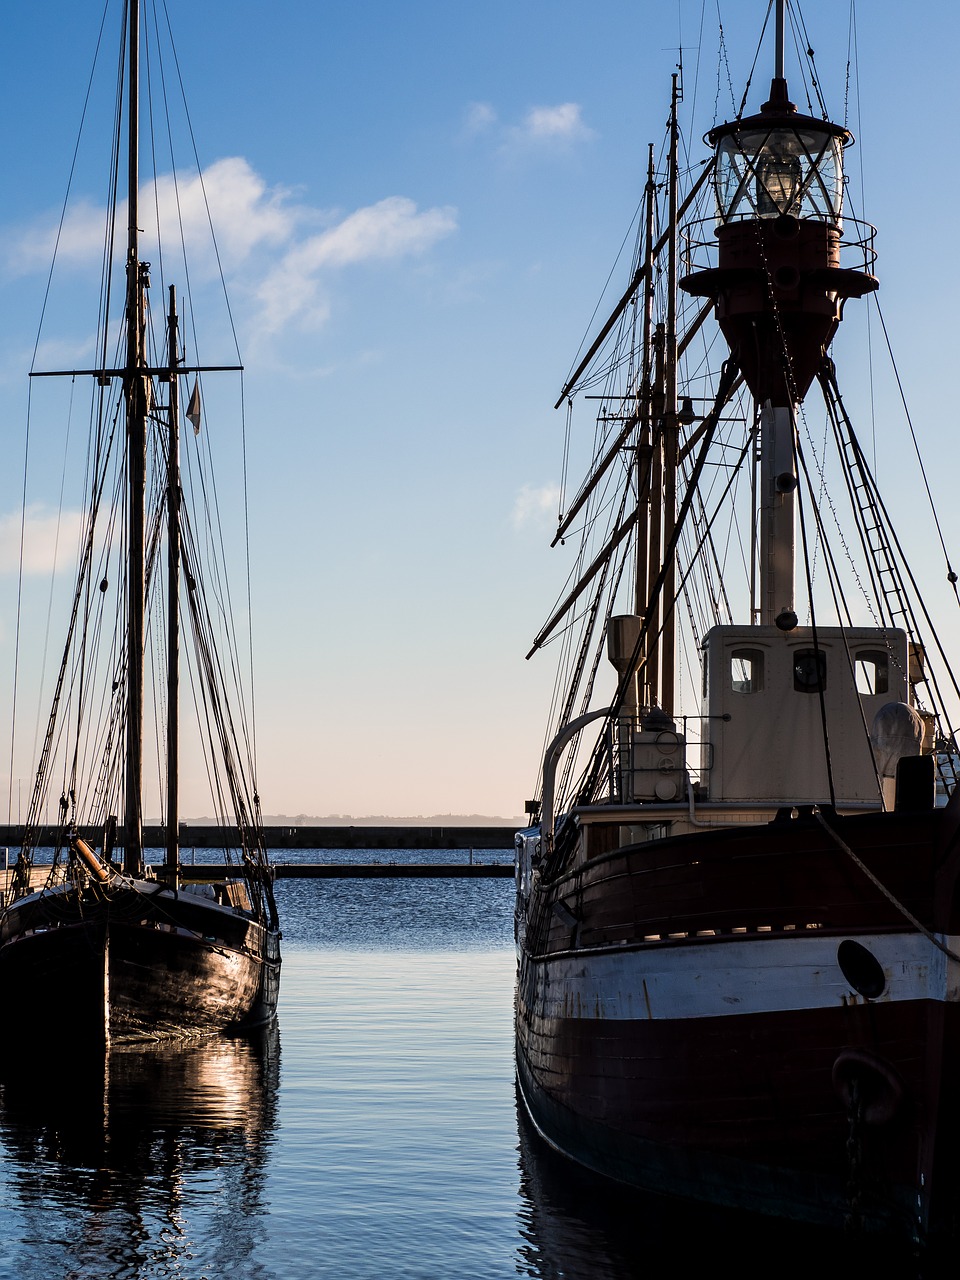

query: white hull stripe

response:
[523,932,959,1021]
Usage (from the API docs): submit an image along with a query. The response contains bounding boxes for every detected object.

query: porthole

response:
[837,939,886,999]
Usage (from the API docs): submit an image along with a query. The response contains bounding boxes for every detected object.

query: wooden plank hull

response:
[0,881,280,1044]
[515,806,960,1242]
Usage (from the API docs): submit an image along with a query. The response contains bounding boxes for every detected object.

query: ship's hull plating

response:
[515,806,960,1243]
[0,881,281,1044]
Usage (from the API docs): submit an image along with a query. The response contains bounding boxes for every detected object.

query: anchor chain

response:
[844,1074,865,1232]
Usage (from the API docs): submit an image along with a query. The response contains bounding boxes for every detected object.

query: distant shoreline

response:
[0,822,519,851]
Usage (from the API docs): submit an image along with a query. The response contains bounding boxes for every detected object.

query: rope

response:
[814,809,960,963]
[873,299,960,604]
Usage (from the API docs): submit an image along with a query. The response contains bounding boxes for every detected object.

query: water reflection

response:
[0,1027,279,1279]
[513,1088,935,1279]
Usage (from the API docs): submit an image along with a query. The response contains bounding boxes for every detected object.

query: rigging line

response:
[29,379,80,780]
[21,404,123,832]
[559,201,648,399]
[817,374,885,624]
[811,371,883,624]
[796,444,885,795]
[843,0,853,132]
[798,423,856,630]
[581,418,753,805]
[553,407,641,545]
[159,0,243,364]
[9,382,36,824]
[714,5,737,121]
[556,315,715,546]
[676,0,708,170]
[734,0,771,121]
[794,438,837,808]
[794,5,828,119]
[785,6,814,117]
[28,0,113,371]
[528,501,639,659]
[805,397,828,598]
[180,507,261,835]
[822,373,960,739]
[844,431,960,727]
[872,297,959,595]
[556,161,714,408]
[539,463,623,776]
[842,4,875,468]
[577,359,741,800]
[555,540,631,806]
[239,374,260,781]
[143,1,164,292]
[96,25,125,398]
[559,398,573,519]
[186,418,254,753]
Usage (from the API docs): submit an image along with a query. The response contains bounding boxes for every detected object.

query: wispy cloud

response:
[511,103,594,145]
[10,158,302,273]
[5,160,458,339]
[0,505,84,575]
[511,482,560,530]
[462,102,498,138]
[463,101,595,153]
[256,196,457,334]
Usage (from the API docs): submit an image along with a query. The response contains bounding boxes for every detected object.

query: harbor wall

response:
[0,824,516,851]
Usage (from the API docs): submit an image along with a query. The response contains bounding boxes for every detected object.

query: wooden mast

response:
[123,0,146,876]
[660,73,680,716]
[634,144,657,707]
[166,286,181,880]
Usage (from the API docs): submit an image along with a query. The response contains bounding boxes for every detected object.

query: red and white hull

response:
[515,805,960,1242]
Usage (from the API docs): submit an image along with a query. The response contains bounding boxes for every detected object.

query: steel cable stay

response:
[177,503,269,881]
[794,440,837,808]
[794,441,890,800]
[15,402,127,878]
[797,396,960,794]
[820,368,960,742]
[871,297,960,602]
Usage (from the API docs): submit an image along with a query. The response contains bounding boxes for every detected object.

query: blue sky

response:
[0,0,957,821]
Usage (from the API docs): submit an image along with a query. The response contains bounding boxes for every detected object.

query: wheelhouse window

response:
[731,648,764,694]
[855,650,889,696]
[794,649,827,693]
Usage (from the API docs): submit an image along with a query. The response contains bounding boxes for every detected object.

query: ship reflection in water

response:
[514,1089,939,1279]
[0,1028,278,1276]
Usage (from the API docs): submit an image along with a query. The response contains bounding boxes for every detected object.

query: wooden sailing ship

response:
[0,0,280,1044]
[515,0,960,1245]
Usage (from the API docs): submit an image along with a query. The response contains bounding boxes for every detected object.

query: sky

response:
[0,0,958,823]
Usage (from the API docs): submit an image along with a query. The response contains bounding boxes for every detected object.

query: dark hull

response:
[515,804,960,1244]
[0,881,281,1044]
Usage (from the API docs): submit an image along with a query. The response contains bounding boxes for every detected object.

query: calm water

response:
[0,858,944,1278]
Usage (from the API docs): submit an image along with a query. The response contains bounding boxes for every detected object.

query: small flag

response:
[186,379,202,435]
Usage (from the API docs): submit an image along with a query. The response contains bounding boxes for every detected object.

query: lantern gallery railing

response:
[680,211,877,278]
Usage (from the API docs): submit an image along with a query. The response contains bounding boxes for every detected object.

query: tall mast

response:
[124,0,146,876]
[775,0,786,81]
[660,73,680,715]
[633,145,657,695]
[166,286,181,880]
